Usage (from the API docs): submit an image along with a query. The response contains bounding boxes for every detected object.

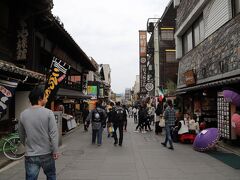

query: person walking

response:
[132,106,138,124]
[161,99,176,150]
[122,105,128,131]
[86,101,107,146]
[112,102,126,146]
[107,102,115,138]
[155,102,163,135]
[82,104,90,131]
[135,103,147,133]
[18,87,59,180]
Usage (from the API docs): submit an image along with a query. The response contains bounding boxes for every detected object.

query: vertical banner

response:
[139,31,147,98]
[0,79,18,119]
[44,56,71,104]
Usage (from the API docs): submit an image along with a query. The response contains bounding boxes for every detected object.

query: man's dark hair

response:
[116,102,120,106]
[167,99,173,107]
[110,102,115,106]
[29,86,45,105]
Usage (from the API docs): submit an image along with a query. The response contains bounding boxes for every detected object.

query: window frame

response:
[182,14,204,55]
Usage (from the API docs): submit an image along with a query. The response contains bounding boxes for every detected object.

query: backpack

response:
[115,107,125,123]
[92,109,102,122]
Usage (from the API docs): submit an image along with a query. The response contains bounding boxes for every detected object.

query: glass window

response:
[183,28,192,54]
[193,23,200,46]
[193,16,204,46]
[161,30,174,40]
[166,51,176,63]
[187,29,193,52]
[199,17,205,41]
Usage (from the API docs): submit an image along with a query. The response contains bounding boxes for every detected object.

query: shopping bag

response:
[108,126,114,133]
[159,117,165,127]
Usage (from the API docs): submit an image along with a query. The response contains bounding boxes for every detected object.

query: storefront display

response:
[201,95,217,127]
[217,95,231,139]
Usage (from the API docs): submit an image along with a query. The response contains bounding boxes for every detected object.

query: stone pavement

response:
[1,118,240,180]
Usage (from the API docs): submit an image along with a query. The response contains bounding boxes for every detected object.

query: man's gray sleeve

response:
[18,114,26,145]
[48,111,58,153]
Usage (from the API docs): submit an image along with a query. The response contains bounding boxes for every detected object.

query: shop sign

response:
[16,20,28,61]
[139,31,147,95]
[87,85,97,99]
[184,70,196,86]
[44,56,71,103]
[0,79,18,119]
[145,82,154,92]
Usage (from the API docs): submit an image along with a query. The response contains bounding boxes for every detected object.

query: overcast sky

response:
[52,0,170,94]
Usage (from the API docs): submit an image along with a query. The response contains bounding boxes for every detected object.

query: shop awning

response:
[176,76,240,94]
[57,88,92,99]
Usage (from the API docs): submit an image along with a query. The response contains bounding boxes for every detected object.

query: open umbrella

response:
[193,128,220,152]
[223,90,240,107]
[232,113,240,136]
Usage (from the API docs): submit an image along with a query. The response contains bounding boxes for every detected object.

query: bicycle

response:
[0,131,25,160]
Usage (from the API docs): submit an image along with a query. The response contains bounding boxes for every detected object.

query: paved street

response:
[1,118,240,180]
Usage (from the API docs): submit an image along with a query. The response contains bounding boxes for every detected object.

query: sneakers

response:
[142,131,147,134]
[161,142,166,147]
[134,130,139,133]
[168,147,174,150]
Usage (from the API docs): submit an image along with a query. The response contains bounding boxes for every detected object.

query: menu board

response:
[217,96,230,139]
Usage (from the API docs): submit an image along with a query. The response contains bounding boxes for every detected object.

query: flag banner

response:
[44,56,71,104]
[0,79,18,119]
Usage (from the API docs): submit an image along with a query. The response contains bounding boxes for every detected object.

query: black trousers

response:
[135,119,144,130]
[113,124,123,145]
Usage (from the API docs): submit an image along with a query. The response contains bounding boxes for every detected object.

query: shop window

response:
[166,51,176,63]
[0,1,9,30]
[160,29,174,40]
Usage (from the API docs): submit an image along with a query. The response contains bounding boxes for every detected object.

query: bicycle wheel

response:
[3,136,25,160]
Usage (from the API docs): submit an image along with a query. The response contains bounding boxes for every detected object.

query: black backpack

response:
[115,108,125,123]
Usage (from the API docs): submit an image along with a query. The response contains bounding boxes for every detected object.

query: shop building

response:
[0,0,97,135]
[146,0,178,98]
[175,0,240,141]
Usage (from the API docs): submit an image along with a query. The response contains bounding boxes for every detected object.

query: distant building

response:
[125,88,131,101]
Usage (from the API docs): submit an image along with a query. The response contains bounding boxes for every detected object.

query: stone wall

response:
[178,14,240,87]
[176,0,199,29]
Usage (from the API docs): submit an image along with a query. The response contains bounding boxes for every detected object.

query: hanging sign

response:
[44,56,71,103]
[139,31,147,96]
[0,79,18,119]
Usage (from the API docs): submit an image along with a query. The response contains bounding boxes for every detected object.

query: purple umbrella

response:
[223,90,240,107]
[193,128,220,152]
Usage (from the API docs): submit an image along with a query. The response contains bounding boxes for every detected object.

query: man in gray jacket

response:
[18,87,59,180]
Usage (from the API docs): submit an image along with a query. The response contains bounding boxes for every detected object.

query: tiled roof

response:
[0,60,46,81]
